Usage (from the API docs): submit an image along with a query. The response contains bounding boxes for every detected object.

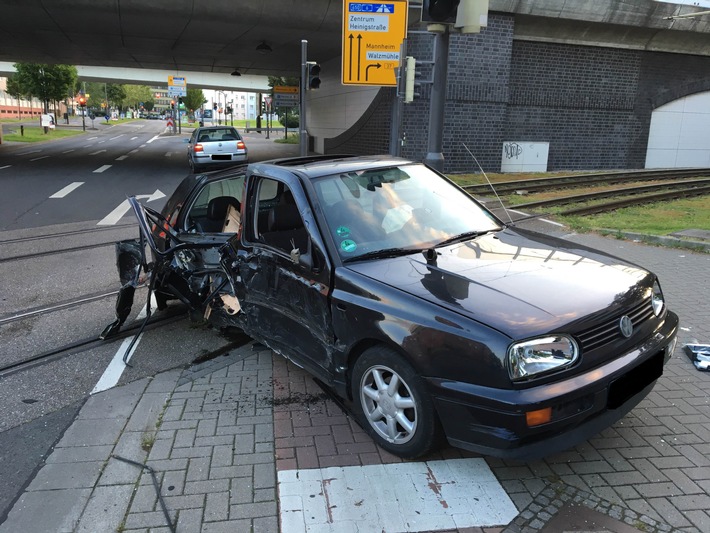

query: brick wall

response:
[324,14,710,172]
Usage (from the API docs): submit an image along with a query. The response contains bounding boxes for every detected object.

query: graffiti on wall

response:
[503,142,523,159]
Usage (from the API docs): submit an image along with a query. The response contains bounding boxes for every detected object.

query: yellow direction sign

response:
[274,86,299,94]
[342,1,408,86]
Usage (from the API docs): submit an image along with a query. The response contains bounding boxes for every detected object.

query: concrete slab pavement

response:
[1,225,708,533]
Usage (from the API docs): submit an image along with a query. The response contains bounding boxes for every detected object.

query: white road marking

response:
[110,134,124,140]
[89,149,107,155]
[62,149,75,154]
[129,149,139,154]
[115,155,129,161]
[146,135,160,144]
[17,150,41,156]
[278,459,517,533]
[165,152,172,157]
[130,136,138,140]
[50,182,84,198]
[98,140,106,144]
[93,165,112,173]
[140,143,147,147]
[0,165,11,170]
[91,294,158,394]
[30,156,50,161]
[91,333,144,394]
[97,189,166,225]
[88,136,98,140]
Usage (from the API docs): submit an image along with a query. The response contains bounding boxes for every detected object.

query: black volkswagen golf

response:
[106,155,679,460]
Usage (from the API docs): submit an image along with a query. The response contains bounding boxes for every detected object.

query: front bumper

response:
[429,310,679,460]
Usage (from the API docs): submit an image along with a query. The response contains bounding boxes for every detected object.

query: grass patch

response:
[558,196,710,235]
[3,126,85,142]
[275,133,300,144]
[141,432,156,453]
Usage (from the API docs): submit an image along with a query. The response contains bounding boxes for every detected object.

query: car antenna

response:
[462,142,515,226]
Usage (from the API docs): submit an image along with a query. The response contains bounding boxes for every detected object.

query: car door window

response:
[246,177,307,254]
[184,175,244,233]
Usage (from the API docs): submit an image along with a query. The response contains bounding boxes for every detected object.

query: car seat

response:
[198,134,210,142]
[201,196,240,232]
[264,203,308,252]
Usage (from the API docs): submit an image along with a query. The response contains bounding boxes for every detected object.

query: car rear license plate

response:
[212,155,231,161]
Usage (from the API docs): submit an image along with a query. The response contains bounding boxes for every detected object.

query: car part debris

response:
[685,343,710,370]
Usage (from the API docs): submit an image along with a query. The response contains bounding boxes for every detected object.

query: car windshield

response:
[313,163,502,261]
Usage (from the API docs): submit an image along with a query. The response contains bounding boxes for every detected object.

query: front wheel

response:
[351,346,442,459]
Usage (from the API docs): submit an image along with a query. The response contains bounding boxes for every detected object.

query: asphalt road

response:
[0,120,299,523]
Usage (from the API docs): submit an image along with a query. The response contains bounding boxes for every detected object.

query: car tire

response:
[351,345,442,459]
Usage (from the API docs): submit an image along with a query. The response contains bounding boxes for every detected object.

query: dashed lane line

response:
[50,182,84,198]
[130,136,138,140]
[165,152,172,157]
[0,165,11,170]
[62,149,75,154]
[93,165,112,173]
[115,155,129,161]
[16,150,41,156]
[146,135,160,144]
[30,156,50,161]
[89,149,107,155]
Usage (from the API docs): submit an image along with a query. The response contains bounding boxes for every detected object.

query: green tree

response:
[5,76,26,118]
[12,63,77,112]
[183,87,206,113]
[123,84,153,110]
[106,83,127,110]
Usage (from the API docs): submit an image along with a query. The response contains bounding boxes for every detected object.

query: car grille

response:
[576,298,655,352]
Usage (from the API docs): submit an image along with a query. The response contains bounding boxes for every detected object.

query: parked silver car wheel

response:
[352,346,441,458]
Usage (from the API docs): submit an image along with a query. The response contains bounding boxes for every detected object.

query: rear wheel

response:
[351,346,442,459]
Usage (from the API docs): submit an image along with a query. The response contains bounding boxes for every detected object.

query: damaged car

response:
[104,155,679,460]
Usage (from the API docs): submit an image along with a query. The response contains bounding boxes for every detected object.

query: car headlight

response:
[508,335,579,381]
[651,279,665,317]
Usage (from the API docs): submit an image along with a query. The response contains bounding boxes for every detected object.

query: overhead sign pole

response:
[342,1,408,87]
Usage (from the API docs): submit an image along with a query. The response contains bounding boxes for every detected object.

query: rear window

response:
[197,128,241,142]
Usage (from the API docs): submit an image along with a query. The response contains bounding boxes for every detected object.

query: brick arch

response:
[651,80,710,110]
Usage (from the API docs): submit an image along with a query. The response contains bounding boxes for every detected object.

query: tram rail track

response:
[0,223,136,246]
[0,241,117,264]
[463,168,710,195]
[0,289,120,326]
[464,168,710,217]
[0,309,187,378]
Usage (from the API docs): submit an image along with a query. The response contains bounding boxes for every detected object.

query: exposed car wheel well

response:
[345,339,417,401]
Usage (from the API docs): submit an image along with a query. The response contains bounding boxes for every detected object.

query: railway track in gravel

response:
[463,168,710,216]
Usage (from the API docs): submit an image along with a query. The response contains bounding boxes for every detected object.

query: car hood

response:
[345,227,652,338]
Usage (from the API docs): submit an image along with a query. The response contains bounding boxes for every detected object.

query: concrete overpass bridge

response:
[1,0,710,171]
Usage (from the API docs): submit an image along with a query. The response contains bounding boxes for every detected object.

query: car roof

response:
[252,154,416,179]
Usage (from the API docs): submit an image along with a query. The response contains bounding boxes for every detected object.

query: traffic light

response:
[170,100,175,109]
[226,106,232,115]
[307,62,321,90]
[77,95,86,107]
[422,0,460,23]
[213,103,218,110]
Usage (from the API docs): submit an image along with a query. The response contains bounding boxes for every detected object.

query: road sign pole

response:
[300,39,308,157]
[389,40,407,157]
[423,27,449,172]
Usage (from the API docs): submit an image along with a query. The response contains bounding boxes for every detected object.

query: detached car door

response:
[229,172,336,378]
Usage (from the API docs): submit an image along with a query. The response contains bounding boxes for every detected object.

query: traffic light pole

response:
[423,26,449,172]
[300,39,308,157]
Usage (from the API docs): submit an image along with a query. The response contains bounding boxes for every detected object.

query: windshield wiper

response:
[435,229,497,248]
[343,247,425,263]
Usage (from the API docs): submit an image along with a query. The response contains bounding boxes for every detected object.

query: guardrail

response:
[243,127,298,134]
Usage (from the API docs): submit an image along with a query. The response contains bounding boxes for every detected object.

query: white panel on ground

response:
[278,458,517,533]
[645,91,710,168]
[501,141,549,172]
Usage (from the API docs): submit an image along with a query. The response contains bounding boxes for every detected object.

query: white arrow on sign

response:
[97,189,166,226]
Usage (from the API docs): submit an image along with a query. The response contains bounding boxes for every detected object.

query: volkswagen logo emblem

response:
[619,315,633,338]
